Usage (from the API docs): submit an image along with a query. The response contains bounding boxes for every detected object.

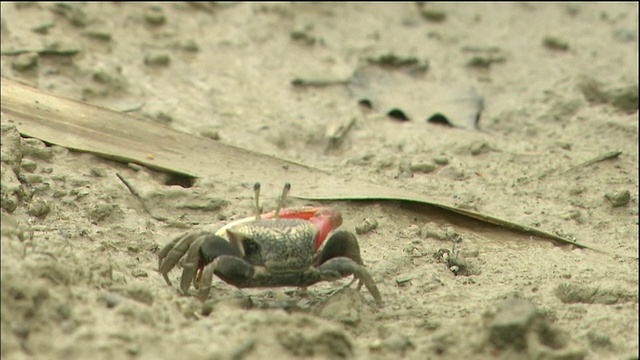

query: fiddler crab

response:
[158,183,382,305]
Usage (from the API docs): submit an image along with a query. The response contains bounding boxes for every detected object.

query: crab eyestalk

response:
[274,182,291,219]
[253,182,261,220]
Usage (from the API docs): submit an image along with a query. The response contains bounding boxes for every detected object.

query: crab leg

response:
[317,257,382,305]
[158,231,208,288]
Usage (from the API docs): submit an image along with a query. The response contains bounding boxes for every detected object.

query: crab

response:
[157,182,382,305]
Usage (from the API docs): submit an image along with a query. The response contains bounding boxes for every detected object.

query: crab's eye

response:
[241,238,262,258]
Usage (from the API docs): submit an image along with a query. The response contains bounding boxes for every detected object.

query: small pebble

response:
[568,185,586,196]
[395,276,413,286]
[153,111,173,124]
[489,298,538,350]
[433,156,449,165]
[12,52,39,71]
[144,6,166,26]
[131,269,148,278]
[28,198,51,218]
[20,159,38,173]
[201,130,221,140]
[102,293,123,308]
[420,9,446,22]
[409,162,437,173]
[144,53,171,67]
[90,167,106,177]
[89,202,112,222]
[561,209,583,222]
[469,141,491,155]
[355,217,378,234]
[543,36,569,51]
[84,30,112,41]
[605,190,630,207]
[19,174,43,185]
[32,23,54,34]
[181,39,200,52]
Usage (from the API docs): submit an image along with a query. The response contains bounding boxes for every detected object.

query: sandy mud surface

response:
[1,3,638,360]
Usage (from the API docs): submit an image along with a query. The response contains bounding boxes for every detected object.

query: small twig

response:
[324,117,356,153]
[116,173,169,222]
[120,101,146,113]
[291,77,350,87]
[564,150,622,173]
[526,150,623,183]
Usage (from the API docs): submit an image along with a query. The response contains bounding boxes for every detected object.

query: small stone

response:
[420,9,446,22]
[2,194,19,213]
[32,23,55,34]
[440,166,467,180]
[28,198,51,218]
[604,190,630,207]
[561,209,582,221]
[181,39,199,52]
[586,331,612,349]
[84,30,112,41]
[51,3,89,27]
[602,85,638,114]
[355,217,378,234]
[556,142,572,150]
[433,156,449,165]
[90,167,106,177]
[20,159,37,173]
[12,52,39,71]
[395,276,413,286]
[131,269,148,278]
[144,53,171,67]
[152,111,173,124]
[21,138,53,160]
[568,185,586,196]
[144,6,166,26]
[89,202,112,222]
[19,173,43,185]
[409,162,437,173]
[489,298,538,350]
[70,177,90,187]
[92,70,112,84]
[201,301,215,316]
[543,36,570,51]
[200,130,220,140]
[102,293,123,308]
[469,141,491,155]
[126,344,140,356]
[290,29,317,46]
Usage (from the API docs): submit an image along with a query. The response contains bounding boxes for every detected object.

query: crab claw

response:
[158,231,241,295]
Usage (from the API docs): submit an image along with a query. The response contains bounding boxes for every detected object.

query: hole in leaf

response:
[164,173,196,188]
[387,109,410,121]
[358,98,373,109]
[427,113,454,127]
